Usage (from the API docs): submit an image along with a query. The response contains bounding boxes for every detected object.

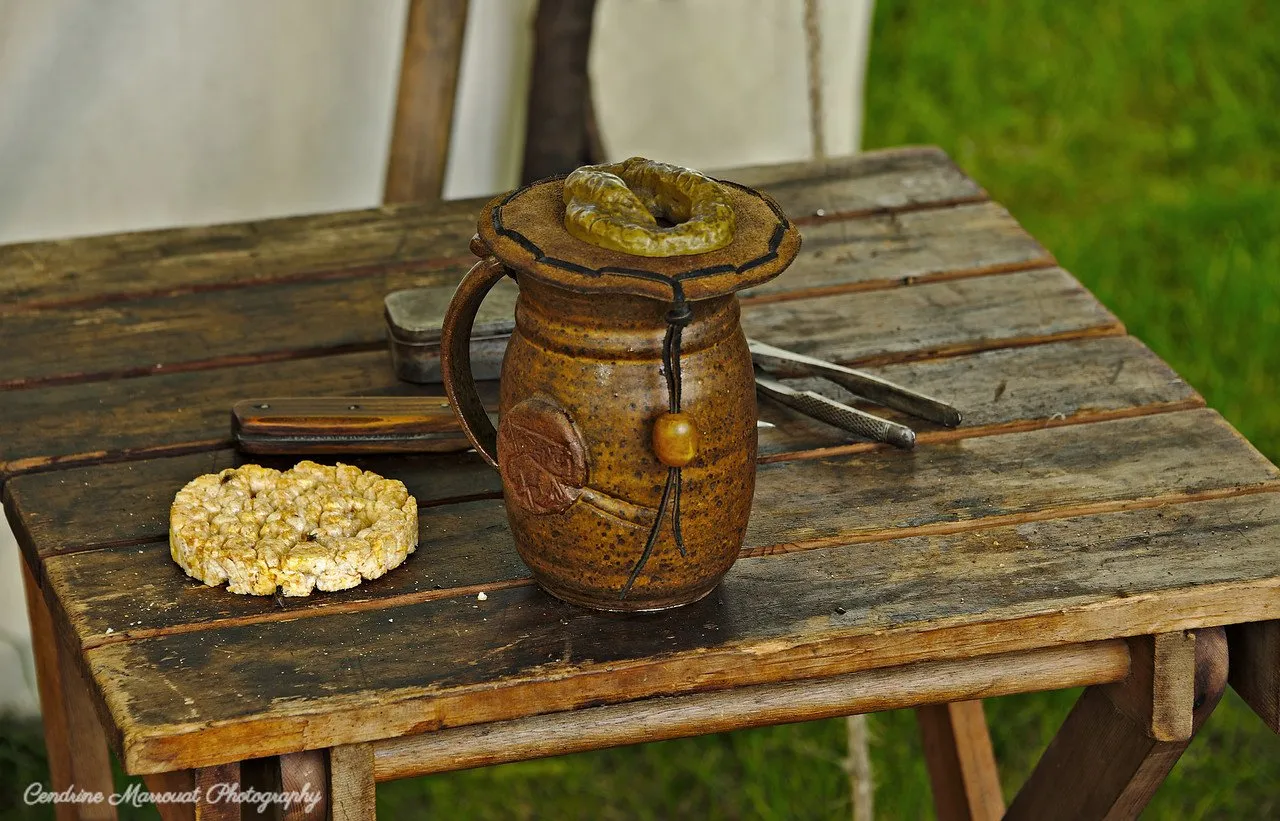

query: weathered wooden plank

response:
[3,448,500,561]
[0,199,481,311]
[0,269,1126,476]
[744,202,1052,299]
[37,410,1276,647]
[21,559,118,821]
[328,743,376,821]
[759,334,1200,459]
[0,146,980,309]
[745,408,1276,551]
[0,227,1070,393]
[0,350,496,478]
[383,0,469,204]
[715,145,985,219]
[2,336,1197,539]
[0,351,401,477]
[0,264,472,389]
[193,762,240,821]
[1005,628,1227,821]
[742,268,1121,368]
[51,498,527,647]
[1227,620,1280,732]
[371,642,1127,781]
[280,751,328,821]
[915,700,1004,821]
[1103,632,1197,741]
[85,491,1280,773]
[139,770,195,821]
[53,633,119,821]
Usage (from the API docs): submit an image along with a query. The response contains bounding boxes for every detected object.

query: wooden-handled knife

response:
[232,397,475,454]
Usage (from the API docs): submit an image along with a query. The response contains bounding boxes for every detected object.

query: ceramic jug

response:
[441,159,800,611]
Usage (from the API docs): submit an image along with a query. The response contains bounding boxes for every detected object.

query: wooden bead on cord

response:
[652,412,699,467]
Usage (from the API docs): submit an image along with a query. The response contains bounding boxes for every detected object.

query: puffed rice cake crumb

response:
[169,461,418,596]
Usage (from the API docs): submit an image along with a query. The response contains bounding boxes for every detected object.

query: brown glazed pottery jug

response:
[441,159,800,611]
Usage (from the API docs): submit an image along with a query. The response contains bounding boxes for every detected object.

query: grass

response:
[3,1,1277,818]
[866,0,1280,463]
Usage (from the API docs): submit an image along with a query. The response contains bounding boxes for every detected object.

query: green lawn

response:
[3,1,1277,819]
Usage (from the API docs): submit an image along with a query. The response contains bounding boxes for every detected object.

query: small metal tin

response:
[384,278,517,383]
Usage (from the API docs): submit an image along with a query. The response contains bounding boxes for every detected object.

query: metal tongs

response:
[748,339,961,450]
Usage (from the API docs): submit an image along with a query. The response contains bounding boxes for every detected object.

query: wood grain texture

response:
[231,396,471,454]
[234,751,327,821]
[4,448,500,564]
[743,202,1052,299]
[139,770,194,821]
[0,350,501,479]
[4,336,1198,550]
[328,744,375,821]
[81,492,1280,773]
[1103,632,1197,741]
[743,268,1121,368]
[0,263,472,389]
[714,145,985,219]
[916,700,1004,821]
[0,224,1069,394]
[55,634,119,821]
[193,762,239,821]
[1227,620,1280,732]
[22,559,90,821]
[279,751,328,821]
[384,0,469,204]
[1005,628,1227,821]
[0,146,980,310]
[371,642,1128,781]
[0,270,1126,478]
[757,335,1201,459]
[38,409,1277,649]
[0,199,482,312]
[52,498,526,647]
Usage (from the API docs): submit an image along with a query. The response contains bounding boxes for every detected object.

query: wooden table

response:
[5,146,1279,820]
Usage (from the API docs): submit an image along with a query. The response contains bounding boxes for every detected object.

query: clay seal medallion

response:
[497,397,588,515]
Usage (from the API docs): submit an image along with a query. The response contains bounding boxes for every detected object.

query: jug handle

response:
[440,253,508,468]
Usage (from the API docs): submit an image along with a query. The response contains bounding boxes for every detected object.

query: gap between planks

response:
[0,255,474,315]
[0,256,1061,393]
[0,341,388,392]
[787,193,991,227]
[0,188,991,317]
[0,200,1054,394]
[0,320,1127,480]
[1,197,994,316]
[739,257,1057,307]
[369,639,1128,782]
[29,372,1195,559]
[758,396,1203,464]
[69,479,1280,652]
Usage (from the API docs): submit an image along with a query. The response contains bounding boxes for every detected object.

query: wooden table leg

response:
[165,751,324,821]
[193,762,240,821]
[329,743,376,821]
[21,558,117,821]
[1005,628,1228,820]
[141,770,195,821]
[1227,620,1280,732]
[916,700,1004,821]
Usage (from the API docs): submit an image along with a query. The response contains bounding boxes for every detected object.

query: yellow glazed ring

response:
[562,157,737,257]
